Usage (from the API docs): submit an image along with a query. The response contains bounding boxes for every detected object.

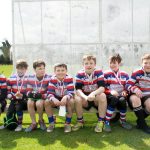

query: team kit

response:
[0,53,150,134]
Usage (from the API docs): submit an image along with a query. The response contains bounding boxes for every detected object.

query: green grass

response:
[0,65,13,77]
[0,112,150,150]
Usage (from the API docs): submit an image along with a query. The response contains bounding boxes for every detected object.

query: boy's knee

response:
[44,99,50,106]
[75,95,82,103]
[145,100,150,113]
[96,93,106,103]
[130,95,141,107]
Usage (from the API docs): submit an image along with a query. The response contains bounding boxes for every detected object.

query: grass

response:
[0,65,13,77]
[0,65,150,150]
[0,112,150,150]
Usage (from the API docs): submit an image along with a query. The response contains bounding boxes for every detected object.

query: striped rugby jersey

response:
[47,74,74,100]
[0,74,7,100]
[126,68,150,96]
[27,74,51,100]
[75,68,105,94]
[7,74,28,100]
[104,70,129,95]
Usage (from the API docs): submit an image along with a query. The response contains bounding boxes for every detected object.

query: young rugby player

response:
[45,63,74,133]
[73,55,107,133]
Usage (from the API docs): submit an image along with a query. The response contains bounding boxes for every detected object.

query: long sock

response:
[105,106,115,125]
[120,109,126,123]
[133,106,148,128]
[17,111,23,125]
[65,117,72,124]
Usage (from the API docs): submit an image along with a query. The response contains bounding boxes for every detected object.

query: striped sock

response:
[77,117,84,123]
[105,106,115,124]
[120,109,126,123]
[98,117,104,122]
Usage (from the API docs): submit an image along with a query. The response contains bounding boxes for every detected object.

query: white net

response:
[12,0,150,75]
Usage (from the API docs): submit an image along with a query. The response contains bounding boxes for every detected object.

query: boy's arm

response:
[0,76,7,100]
[125,71,141,93]
[7,78,17,100]
[75,73,88,100]
[47,80,56,101]
[66,77,75,99]
[76,89,88,101]
[91,70,105,96]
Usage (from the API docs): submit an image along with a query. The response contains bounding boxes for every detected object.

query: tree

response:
[0,40,12,64]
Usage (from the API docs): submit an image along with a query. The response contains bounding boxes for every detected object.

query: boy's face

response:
[142,59,150,73]
[83,59,96,74]
[34,65,45,77]
[17,67,27,77]
[109,61,120,72]
[54,67,67,80]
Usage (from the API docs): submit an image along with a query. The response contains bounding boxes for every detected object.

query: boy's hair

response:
[54,63,67,71]
[109,53,122,63]
[141,53,150,62]
[16,59,28,69]
[82,54,96,64]
[33,59,46,69]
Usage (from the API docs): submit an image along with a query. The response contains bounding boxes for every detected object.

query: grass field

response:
[0,65,13,77]
[0,112,150,150]
[0,65,150,150]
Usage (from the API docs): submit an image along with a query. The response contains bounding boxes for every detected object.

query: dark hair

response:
[82,54,96,64]
[16,59,28,69]
[109,53,122,63]
[54,63,67,70]
[33,59,46,69]
[141,53,150,62]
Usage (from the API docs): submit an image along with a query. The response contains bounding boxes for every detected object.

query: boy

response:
[72,54,107,133]
[0,71,7,124]
[45,63,74,133]
[5,59,28,131]
[25,60,50,132]
[126,53,150,134]
[104,53,132,132]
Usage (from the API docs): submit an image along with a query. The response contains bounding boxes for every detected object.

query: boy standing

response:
[45,63,74,133]
[73,55,107,133]
[104,53,132,132]
[126,53,150,134]
[6,59,28,131]
[25,60,50,132]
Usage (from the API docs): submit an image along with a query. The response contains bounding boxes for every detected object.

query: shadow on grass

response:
[0,114,150,149]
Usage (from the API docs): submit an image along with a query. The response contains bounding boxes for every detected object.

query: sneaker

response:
[25,123,37,132]
[0,125,5,130]
[39,120,46,131]
[103,123,111,132]
[94,121,104,133]
[72,122,84,131]
[120,121,132,130]
[47,124,55,132]
[15,125,22,132]
[136,124,150,134]
[64,124,71,133]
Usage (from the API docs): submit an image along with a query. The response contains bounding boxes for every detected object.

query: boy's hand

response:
[135,89,143,98]
[60,95,68,106]
[111,90,119,97]
[15,92,23,99]
[87,93,95,101]
[121,91,128,97]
